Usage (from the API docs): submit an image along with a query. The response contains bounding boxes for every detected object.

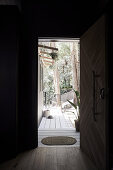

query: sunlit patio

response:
[38,106,80,147]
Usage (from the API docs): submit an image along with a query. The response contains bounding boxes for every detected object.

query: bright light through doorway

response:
[38,38,80,147]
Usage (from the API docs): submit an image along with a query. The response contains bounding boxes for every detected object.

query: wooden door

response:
[80,15,108,170]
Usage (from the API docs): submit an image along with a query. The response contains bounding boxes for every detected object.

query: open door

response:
[80,15,108,170]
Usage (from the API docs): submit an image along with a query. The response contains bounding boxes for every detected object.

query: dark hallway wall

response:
[108,7,113,168]
[0,6,19,162]
[18,7,38,152]
[80,15,107,170]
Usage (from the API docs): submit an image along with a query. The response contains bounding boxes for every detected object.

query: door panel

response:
[80,15,107,169]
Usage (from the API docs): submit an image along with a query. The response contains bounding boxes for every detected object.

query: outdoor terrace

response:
[38,107,80,147]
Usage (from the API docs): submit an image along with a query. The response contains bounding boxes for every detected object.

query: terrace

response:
[38,106,80,147]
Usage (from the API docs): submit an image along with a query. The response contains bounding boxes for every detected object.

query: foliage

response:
[49,52,58,60]
[43,42,74,105]
[56,43,73,94]
[73,89,80,107]
[67,89,80,118]
[43,66,54,105]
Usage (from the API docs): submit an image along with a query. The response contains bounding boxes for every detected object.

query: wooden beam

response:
[40,56,52,60]
[38,44,58,51]
[43,62,52,66]
[43,60,54,63]
[44,63,52,66]
[40,51,51,55]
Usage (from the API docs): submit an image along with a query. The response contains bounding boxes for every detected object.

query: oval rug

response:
[41,136,77,145]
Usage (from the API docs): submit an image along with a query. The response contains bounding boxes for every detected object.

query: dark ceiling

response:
[21,0,110,37]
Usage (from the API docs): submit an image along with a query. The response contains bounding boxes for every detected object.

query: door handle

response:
[92,71,100,121]
[100,88,105,99]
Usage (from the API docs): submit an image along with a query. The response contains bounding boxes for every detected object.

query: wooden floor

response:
[0,147,97,170]
[39,116,74,129]
[38,108,80,147]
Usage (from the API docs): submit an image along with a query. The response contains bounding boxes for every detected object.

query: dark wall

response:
[18,5,38,152]
[107,6,113,168]
[0,6,19,162]
[26,1,108,38]
[80,15,107,170]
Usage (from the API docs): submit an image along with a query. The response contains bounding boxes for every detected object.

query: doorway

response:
[38,38,80,147]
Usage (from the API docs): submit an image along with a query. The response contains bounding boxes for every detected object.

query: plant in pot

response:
[67,89,80,132]
[49,52,58,60]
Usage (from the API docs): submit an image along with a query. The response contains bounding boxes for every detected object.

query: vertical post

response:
[45,92,46,105]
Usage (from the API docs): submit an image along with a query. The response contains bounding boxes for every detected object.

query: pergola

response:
[38,44,58,66]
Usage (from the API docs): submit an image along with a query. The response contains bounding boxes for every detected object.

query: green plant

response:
[67,89,80,119]
[49,52,58,60]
